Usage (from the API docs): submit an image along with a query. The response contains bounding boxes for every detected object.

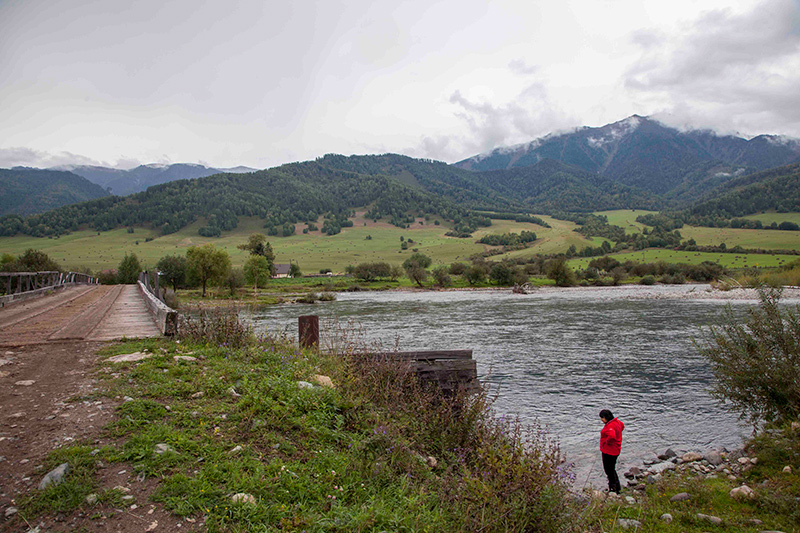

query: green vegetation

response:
[699,287,800,424]
[116,252,141,284]
[20,313,580,531]
[187,244,231,297]
[0,168,109,216]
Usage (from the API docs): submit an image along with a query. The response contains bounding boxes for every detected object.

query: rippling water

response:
[243,285,795,488]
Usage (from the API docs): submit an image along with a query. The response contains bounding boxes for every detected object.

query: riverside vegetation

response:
[17,309,580,532]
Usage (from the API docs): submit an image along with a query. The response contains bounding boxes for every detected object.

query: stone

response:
[114,485,131,493]
[231,493,256,505]
[122,495,135,501]
[312,374,334,388]
[38,463,69,490]
[681,452,703,462]
[4,507,18,518]
[782,465,792,474]
[791,421,800,432]
[590,489,607,500]
[669,492,691,502]
[154,443,176,455]
[617,518,642,530]
[750,457,758,464]
[146,520,158,532]
[659,513,673,523]
[648,461,676,475]
[107,352,152,363]
[738,457,752,465]
[14,380,36,386]
[229,445,243,455]
[426,456,438,468]
[696,513,722,525]
[730,485,755,500]
[704,450,723,465]
[658,448,677,460]
[296,381,314,390]
[647,473,662,484]
[625,496,636,505]
[173,355,197,362]
[190,392,204,399]
[228,387,242,398]
[86,493,98,504]
[758,530,786,533]
[624,466,641,479]
[747,518,764,525]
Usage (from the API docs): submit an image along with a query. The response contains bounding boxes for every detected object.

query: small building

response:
[273,264,292,278]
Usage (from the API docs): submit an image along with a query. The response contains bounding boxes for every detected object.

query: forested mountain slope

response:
[0,168,110,216]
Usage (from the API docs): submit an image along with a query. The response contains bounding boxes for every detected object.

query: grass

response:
[18,314,578,532]
[568,249,799,270]
[594,209,657,234]
[742,211,800,226]
[2,211,799,274]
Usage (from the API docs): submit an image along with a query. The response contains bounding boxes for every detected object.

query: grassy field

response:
[742,211,800,226]
[2,210,799,273]
[594,209,655,233]
[568,248,799,270]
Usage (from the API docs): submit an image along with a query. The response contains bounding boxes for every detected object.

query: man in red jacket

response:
[599,409,624,493]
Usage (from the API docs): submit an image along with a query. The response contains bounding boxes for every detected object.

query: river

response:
[242,284,799,489]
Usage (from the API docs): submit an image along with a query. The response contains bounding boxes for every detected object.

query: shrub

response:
[546,258,577,287]
[117,253,141,284]
[698,287,800,424]
[640,274,656,285]
[177,306,253,348]
[431,266,452,287]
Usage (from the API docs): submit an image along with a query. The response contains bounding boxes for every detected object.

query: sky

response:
[1,0,799,170]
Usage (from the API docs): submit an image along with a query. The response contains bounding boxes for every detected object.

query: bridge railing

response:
[137,270,178,336]
[0,271,98,305]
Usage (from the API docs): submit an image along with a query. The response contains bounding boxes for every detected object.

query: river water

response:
[242,284,798,489]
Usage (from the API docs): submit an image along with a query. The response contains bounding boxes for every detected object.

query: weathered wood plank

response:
[369,349,473,361]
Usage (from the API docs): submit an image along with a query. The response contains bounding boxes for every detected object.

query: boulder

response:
[648,461,676,475]
[729,485,755,500]
[658,448,677,460]
[704,450,723,465]
[659,513,673,523]
[154,443,176,455]
[173,355,197,362]
[782,465,792,474]
[681,452,703,462]
[426,456,438,468]
[296,381,314,390]
[669,492,691,502]
[38,463,69,490]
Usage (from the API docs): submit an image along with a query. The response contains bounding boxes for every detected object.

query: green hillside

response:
[0,168,110,216]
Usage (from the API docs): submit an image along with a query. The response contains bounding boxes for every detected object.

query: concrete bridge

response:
[0,283,170,346]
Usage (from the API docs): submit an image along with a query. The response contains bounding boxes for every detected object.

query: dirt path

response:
[0,342,194,532]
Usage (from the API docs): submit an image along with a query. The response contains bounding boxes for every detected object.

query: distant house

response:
[273,264,292,278]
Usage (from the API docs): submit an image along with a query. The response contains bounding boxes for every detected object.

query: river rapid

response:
[243,284,800,489]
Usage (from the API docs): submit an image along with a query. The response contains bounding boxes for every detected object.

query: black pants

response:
[602,453,621,493]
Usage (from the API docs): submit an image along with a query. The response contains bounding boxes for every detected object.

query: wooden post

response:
[298,315,319,350]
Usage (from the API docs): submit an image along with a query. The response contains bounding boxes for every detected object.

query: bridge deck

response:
[0,285,161,346]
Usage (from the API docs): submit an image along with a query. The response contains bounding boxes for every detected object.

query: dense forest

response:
[0,161,485,237]
[0,168,109,216]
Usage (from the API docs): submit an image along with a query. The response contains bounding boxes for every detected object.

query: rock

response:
[669,492,691,502]
[750,457,758,464]
[38,463,69,490]
[145,520,159,532]
[296,381,314,390]
[730,485,755,500]
[647,473,662,484]
[758,530,786,533]
[782,465,792,474]
[173,355,197,362]
[122,495,135,501]
[154,443,176,455]
[426,456,438,468]
[191,391,204,398]
[228,387,241,398]
[696,513,722,525]
[648,461,676,474]
[229,445,243,455]
[791,421,800,432]
[231,493,256,505]
[4,507,18,518]
[113,485,131,493]
[704,450,723,465]
[624,466,641,479]
[658,448,677,460]
[14,380,36,386]
[738,457,752,465]
[747,518,764,525]
[85,493,98,504]
[590,489,606,500]
[312,374,334,388]
[617,518,642,530]
[123,396,134,402]
[681,452,703,462]
[627,479,638,487]
[107,352,152,363]
[624,496,636,505]
[659,513,673,523]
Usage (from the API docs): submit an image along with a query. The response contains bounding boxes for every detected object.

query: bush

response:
[546,258,577,287]
[117,253,141,284]
[698,287,800,424]
[640,274,656,285]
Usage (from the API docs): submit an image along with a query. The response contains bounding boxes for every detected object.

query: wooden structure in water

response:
[298,316,479,393]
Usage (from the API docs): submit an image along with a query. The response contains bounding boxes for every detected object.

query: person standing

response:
[599,409,624,493]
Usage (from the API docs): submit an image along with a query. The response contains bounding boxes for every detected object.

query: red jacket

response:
[600,417,624,456]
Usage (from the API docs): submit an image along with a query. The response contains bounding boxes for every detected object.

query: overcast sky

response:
[1,0,799,170]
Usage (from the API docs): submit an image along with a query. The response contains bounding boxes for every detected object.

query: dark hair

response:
[599,409,614,420]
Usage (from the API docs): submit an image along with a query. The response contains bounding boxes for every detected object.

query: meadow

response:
[1,210,799,273]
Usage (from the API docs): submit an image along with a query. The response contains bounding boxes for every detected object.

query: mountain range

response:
[2,115,800,235]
